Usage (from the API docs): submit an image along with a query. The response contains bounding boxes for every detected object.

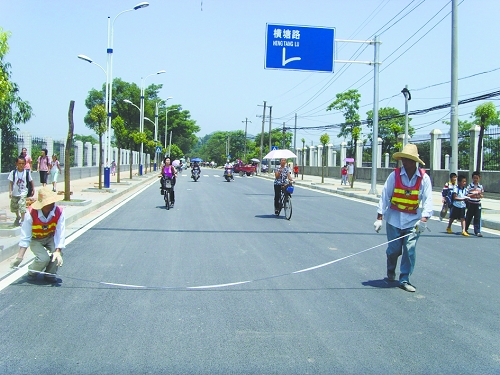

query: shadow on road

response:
[361,278,399,289]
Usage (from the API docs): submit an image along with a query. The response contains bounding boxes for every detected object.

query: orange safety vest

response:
[390,168,425,214]
[29,206,63,239]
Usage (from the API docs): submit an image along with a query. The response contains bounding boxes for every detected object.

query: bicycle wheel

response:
[165,189,170,210]
[284,195,292,220]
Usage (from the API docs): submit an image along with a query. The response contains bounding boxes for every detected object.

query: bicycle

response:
[160,176,174,210]
[276,183,294,220]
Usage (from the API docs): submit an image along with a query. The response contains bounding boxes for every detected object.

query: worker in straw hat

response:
[373,143,433,293]
[10,187,66,283]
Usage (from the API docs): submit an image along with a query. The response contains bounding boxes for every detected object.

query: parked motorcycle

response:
[224,167,234,182]
[191,169,200,182]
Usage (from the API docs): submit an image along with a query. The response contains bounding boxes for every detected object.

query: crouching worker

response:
[10,187,65,283]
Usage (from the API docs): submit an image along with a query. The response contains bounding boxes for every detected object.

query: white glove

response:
[374,219,383,233]
[414,220,428,234]
[51,251,63,267]
[10,257,23,268]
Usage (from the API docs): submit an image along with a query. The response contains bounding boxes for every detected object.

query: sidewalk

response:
[0,168,160,264]
[257,172,500,232]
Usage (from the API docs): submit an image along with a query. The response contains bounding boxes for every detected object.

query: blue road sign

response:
[271,146,279,151]
[155,146,162,153]
[265,24,335,72]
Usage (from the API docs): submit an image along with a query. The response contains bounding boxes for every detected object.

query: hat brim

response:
[31,195,63,209]
[393,152,425,165]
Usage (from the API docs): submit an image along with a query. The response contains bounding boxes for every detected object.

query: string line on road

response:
[10,233,413,291]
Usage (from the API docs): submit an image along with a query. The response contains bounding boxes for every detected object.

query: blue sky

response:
[2,0,500,148]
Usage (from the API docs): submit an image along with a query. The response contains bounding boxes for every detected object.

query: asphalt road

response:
[1,172,499,374]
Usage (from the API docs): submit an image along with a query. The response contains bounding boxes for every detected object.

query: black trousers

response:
[465,203,481,233]
[274,184,282,210]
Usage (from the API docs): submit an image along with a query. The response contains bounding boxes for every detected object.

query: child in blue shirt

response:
[446,174,470,236]
[440,172,457,220]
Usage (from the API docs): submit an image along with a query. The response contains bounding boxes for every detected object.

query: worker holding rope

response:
[374,144,433,293]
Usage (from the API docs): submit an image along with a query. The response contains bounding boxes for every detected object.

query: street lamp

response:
[161,97,173,149]
[139,70,166,175]
[105,2,149,182]
[77,54,108,177]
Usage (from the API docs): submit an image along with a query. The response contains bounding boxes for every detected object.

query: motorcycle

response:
[224,167,234,182]
[191,169,200,182]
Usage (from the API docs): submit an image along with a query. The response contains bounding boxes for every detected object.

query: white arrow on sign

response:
[282,47,301,66]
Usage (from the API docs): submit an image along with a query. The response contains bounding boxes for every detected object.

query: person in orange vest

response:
[373,144,433,293]
[10,187,65,283]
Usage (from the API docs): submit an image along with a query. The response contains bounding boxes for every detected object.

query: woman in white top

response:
[49,154,62,192]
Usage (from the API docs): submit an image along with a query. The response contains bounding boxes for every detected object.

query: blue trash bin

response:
[104,167,110,188]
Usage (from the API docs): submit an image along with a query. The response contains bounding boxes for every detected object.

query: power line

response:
[285,90,500,131]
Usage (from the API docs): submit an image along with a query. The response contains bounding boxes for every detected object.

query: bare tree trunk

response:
[117,147,121,183]
[64,101,74,201]
[129,145,133,179]
[476,118,485,172]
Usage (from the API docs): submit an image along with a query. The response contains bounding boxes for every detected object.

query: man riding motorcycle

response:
[224,160,234,181]
[191,161,201,181]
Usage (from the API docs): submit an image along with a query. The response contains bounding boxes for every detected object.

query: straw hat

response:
[393,143,425,165]
[31,187,63,209]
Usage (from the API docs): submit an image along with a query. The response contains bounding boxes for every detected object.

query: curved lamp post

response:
[123,99,141,173]
[159,97,173,149]
[104,2,149,183]
[139,70,166,175]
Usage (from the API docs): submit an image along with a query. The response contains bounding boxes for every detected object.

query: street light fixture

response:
[139,70,166,175]
[160,97,174,149]
[77,54,108,178]
[105,2,150,181]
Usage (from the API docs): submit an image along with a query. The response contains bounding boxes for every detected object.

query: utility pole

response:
[450,0,459,174]
[368,35,381,195]
[259,101,267,173]
[268,106,272,159]
[242,118,251,162]
[402,86,411,147]
[294,113,297,151]
[282,122,286,149]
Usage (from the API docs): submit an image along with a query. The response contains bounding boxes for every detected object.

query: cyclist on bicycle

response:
[274,158,294,215]
[160,157,178,207]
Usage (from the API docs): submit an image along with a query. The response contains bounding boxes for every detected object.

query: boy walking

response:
[446,174,470,236]
[465,171,484,237]
[8,156,35,226]
[440,172,457,220]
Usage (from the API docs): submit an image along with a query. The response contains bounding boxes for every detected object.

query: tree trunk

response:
[117,147,121,183]
[351,141,357,188]
[64,101,74,201]
[476,120,485,172]
[129,145,133,179]
[98,135,103,189]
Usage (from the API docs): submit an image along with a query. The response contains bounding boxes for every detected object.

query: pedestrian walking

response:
[440,172,457,220]
[465,171,484,237]
[341,165,348,185]
[19,147,33,172]
[49,154,62,192]
[293,164,299,178]
[347,162,354,185]
[374,144,433,293]
[446,175,470,236]
[8,156,35,226]
[37,148,50,187]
